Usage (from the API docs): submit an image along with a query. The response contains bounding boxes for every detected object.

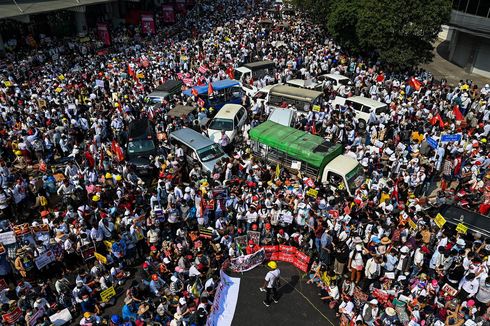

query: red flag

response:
[207,82,214,96]
[431,113,444,128]
[111,140,125,162]
[226,66,235,80]
[85,151,95,169]
[453,105,464,121]
[191,88,199,97]
[409,77,422,91]
[197,97,205,108]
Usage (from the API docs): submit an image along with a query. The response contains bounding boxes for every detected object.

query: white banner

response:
[0,231,16,245]
[49,308,72,326]
[206,270,240,326]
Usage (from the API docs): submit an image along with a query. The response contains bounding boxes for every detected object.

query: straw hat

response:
[385,307,396,316]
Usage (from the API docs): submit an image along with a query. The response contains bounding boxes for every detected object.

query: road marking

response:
[279,275,336,326]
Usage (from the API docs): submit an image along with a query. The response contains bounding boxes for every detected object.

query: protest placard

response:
[434,213,446,228]
[306,188,318,198]
[247,231,260,245]
[12,224,30,236]
[230,249,265,272]
[234,235,247,248]
[29,308,45,326]
[80,245,96,261]
[291,161,301,170]
[456,223,468,234]
[49,308,72,326]
[100,286,116,302]
[2,307,22,324]
[35,250,55,269]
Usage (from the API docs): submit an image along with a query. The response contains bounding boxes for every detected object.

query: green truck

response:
[249,121,364,196]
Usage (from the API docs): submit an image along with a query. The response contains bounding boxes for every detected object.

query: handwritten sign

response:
[0,231,16,245]
[434,213,446,228]
[100,286,116,302]
[2,307,22,324]
[456,223,468,234]
[95,252,107,264]
[307,188,318,198]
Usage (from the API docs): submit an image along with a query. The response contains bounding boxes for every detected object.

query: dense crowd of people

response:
[0,0,489,325]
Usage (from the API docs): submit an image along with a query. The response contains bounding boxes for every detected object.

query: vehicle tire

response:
[358,119,366,130]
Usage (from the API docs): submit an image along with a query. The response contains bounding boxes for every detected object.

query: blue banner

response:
[441,134,462,142]
[426,137,438,149]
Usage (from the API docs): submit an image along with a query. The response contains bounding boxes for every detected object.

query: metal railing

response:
[452,0,490,18]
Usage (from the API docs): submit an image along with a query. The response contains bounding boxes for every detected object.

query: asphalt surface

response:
[231,263,337,326]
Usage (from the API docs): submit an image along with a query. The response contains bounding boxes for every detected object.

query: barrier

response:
[262,245,311,273]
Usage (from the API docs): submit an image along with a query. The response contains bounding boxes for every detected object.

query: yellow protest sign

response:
[136,73,145,79]
[312,105,321,112]
[94,252,107,264]
[55,87,63,93]
[456,223,468,234]
[307,188,318,198]
[408,218,417,230]
[434,213,446,228]
[58,74,65,81]
[2,81,12,87]
[275,164,280,178]
[100,286,116,302]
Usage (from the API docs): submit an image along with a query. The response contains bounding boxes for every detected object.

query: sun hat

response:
[385,307,396,316]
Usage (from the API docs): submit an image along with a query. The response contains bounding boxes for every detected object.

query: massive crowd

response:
[0,0,489,325]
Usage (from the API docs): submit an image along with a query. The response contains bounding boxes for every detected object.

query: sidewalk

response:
[420,39,489,88]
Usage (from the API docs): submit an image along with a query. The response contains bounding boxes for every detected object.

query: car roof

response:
[129,119,151,138]
[322,74,350,81]
[346,96,387,108]
[170,128,214,150]
[213,104,243,119]
[154,80,182,92]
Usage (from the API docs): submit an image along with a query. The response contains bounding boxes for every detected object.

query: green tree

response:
[326,0,360,52]
[355,0,451,69]
[289,0,331,25]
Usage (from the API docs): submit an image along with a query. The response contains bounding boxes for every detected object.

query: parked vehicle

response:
[332,96,389,129]
[286,79,323,91]
[148,80,183,103]
[182,79,243,110]
[126,118,158,174]
[316,74,350,91]
[249,120,364,196]
[207,104,248,144]
[169,128,228,174]
[267,108,296,127]
[268,84,323,112]
[234,61,275,95]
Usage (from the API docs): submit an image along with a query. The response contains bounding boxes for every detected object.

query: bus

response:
[268,85,324,112]
[183,79,243,110]
[250,120,364,197]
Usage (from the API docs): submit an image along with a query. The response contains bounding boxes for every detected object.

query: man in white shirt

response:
[260,261,280,307]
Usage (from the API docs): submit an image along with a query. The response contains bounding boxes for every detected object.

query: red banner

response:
[261,245,310,272]
[141,14,156,34]
[162,5,176,23]
[97,23,111,46]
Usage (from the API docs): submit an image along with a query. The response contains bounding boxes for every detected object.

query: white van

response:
[286,79,323,91]
[317,74,350,91]
[267,108,296,127]
[332,96,389,129]
[252,84,276,107]
[207,104,248,144]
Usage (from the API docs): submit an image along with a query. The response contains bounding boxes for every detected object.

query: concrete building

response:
[444,0,490,78]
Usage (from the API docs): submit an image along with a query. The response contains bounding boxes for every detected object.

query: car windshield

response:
[209,118,233,131]
[197,144,224,162]
[338,78,350,86]
[128,139,155,154]
[346,164,365,195]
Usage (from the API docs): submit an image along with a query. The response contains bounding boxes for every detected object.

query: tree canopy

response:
[290,0,452,70]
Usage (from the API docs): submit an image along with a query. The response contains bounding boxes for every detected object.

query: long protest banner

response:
[230,248,265,272]
[206,270,240,326]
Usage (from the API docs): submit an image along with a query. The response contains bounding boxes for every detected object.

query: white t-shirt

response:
[265,269,280,288]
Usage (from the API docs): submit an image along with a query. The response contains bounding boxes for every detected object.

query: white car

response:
[317,74,350,91]
[208,104,248,144]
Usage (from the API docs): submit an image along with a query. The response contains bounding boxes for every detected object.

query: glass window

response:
[197,144,225,162]
[128,139,155,154]
[209,118,234,131]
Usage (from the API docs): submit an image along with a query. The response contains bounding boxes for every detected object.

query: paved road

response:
[232,262,338,326]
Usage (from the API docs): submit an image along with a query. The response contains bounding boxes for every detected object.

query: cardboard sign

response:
[307,188,318,198]
[291,161,301,170]
[49,308,72,326]
[2,307,22,324]
[100,286,116,302]
[456,223,468,234]
[95,252,107,264]
[0,231,16,245]
[434,213,446,228]
[35,250,55,269]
